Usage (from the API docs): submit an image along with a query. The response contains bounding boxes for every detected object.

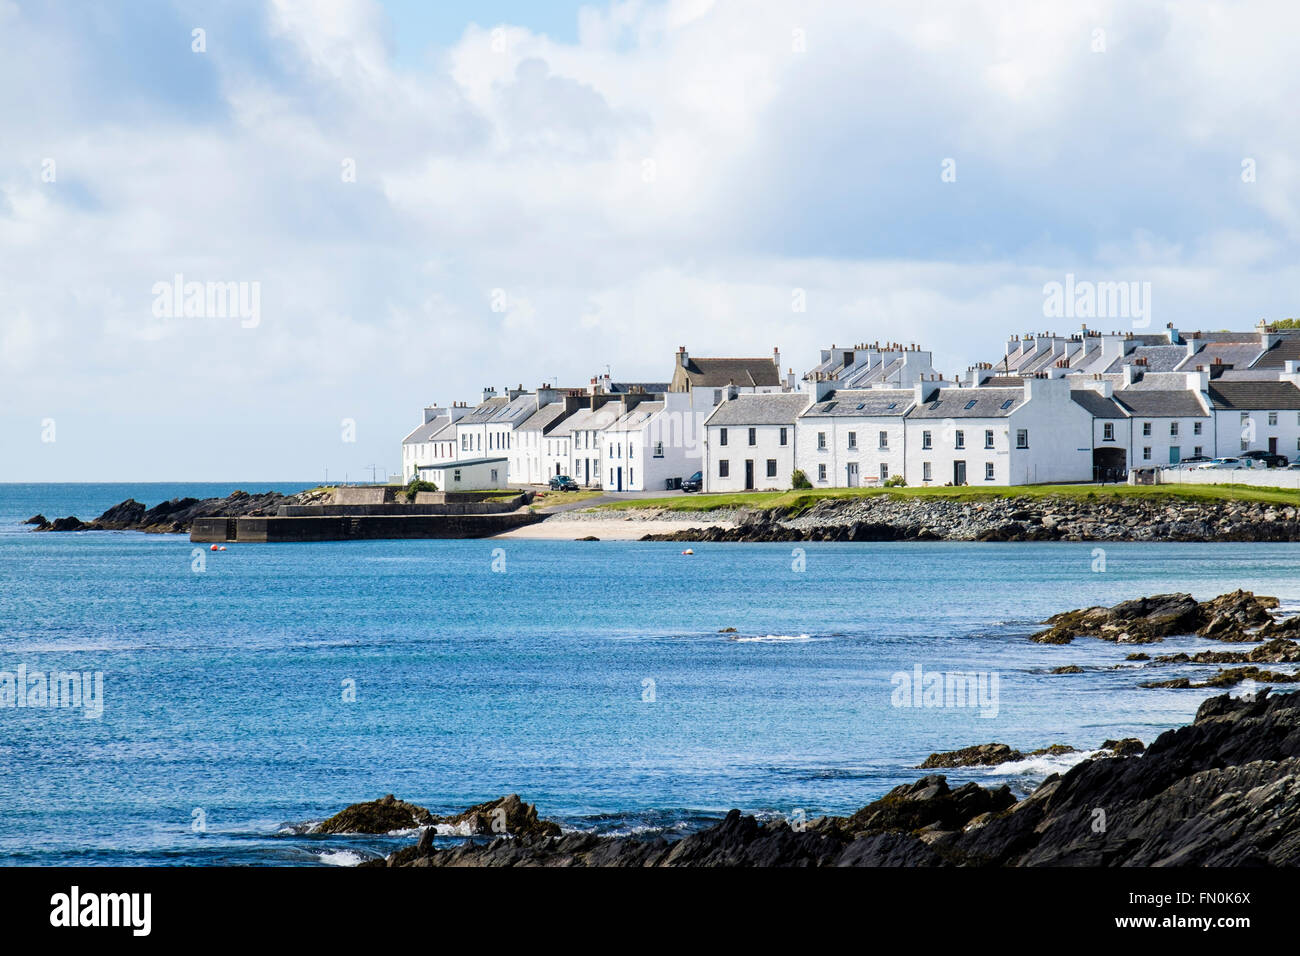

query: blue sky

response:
[3,0,1300,481]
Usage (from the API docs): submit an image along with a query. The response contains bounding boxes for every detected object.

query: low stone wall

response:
[276,498,524,517]
[191,512,541,542]
[1154,468,1300,490]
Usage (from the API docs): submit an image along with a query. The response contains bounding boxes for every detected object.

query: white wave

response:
[979,748,1103,777]
[731,633,816,643]
[318,850,365,867]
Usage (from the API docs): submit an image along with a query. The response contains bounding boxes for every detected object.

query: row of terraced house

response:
[401,322,1300,492]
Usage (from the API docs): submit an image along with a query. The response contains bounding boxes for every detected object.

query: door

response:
[744,460,754,490]
[1169,446,1180,464]
[1269,437,1278,455]
[953,460,966,485]
[616,467,623,491]
[846,462,859,487]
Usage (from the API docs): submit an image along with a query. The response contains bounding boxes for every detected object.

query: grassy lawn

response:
[595,483,1300,515]
[528,490,606,511]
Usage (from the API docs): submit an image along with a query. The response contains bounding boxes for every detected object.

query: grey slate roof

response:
[1104,345,1188,373]
[799,389,913,418]
[1114,389,1208,418]
[1208,381,1300,410]
[404,416,459,443]
[517,403,569,432]
[705,392,810,426]
[459,396,510,423]
[680,357,781,388]
[1070,391,1127,419]
[609,401,666,430]
[1252,334,1300,369]
[906,387,1024,419]
[607,381,670,394]
[490,394,540,423]
[1179,342,1265,371]
[549,403,622,436]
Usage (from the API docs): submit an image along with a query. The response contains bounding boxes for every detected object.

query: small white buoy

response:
[682,549,694,555]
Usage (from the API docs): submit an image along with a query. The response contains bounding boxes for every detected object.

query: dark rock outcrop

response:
[377,690,1300,866]
[315,794,434,834]
[1031,590,1284,645]
[34,488,332,534]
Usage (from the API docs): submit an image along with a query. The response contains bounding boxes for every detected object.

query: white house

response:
[417,456,508,491]
[551,400,623,488]
[455,392,510,459]
[1206,380,1300,460]
[703,392,811,492]
[796,388,915,487]
[904,378,1094,486]
[401,403,468,480]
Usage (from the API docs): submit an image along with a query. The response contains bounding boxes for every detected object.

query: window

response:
[1000,399,1014,410]
[719,460,729,477]
[720,427,728,446]
[922,461,932,482]
[1269,412,1279,426]
[817,431,827,450]
[1194,421,1203,435]
[878,430,888,449]
[654,441,664,458]
[955,430,965,449]
[490,468,498,482]
[985,462,995,481]
[779,427,788,446]
[964,400,977,410]
[1143,447,1152,461]
[609,445,614,458]
[1016,429,1028,450]
[1142,422,1151,436]
[985,429,994,449]
[629,444,634,459]
[1194,446,1203,457]
[880,463,889,480]
[453,469,462,482]
[848,431,857,450]
[1170,422,1179,436]
[766,459,777,478]
[748,427,756,446]
[629,467,634,485]
[922,430,932,450]
[1103,422,1114,441]
[818,464,827,482]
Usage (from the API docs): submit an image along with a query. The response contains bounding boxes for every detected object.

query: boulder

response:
[315,794,434,834]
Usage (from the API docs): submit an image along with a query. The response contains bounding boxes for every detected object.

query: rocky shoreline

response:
[25,488,331,534]
[637,493,1300,543]
[304,589,1300,866]
[330,688,1300,866]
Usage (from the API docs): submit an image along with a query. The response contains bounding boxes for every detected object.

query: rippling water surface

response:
[1,483,1297,865]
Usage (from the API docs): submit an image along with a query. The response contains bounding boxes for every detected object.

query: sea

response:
[1,482,1297,866]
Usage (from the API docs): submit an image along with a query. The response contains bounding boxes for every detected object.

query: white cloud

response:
[2,0,1300,479]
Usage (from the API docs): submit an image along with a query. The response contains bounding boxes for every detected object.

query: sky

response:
[3,0,1300,481]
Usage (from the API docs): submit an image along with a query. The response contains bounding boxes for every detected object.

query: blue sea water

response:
[1,482,1298,866]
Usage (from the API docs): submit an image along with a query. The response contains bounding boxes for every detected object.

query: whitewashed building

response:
[400,403,469,480]
[904,378,1094,486]
[703,393,812,492]
[797,388,915,487]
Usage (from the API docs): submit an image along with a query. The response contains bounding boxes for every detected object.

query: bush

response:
[883,475,907,487]
[405,478,438,501]
[791,469,812,490]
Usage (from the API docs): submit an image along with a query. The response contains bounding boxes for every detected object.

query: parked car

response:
[548,475,579,491]
[1197,457,1249,470]
[681,471,704,493]
[1286,462,1300,471]
[1240,450,1290,468]
[1172,456,1210,469]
